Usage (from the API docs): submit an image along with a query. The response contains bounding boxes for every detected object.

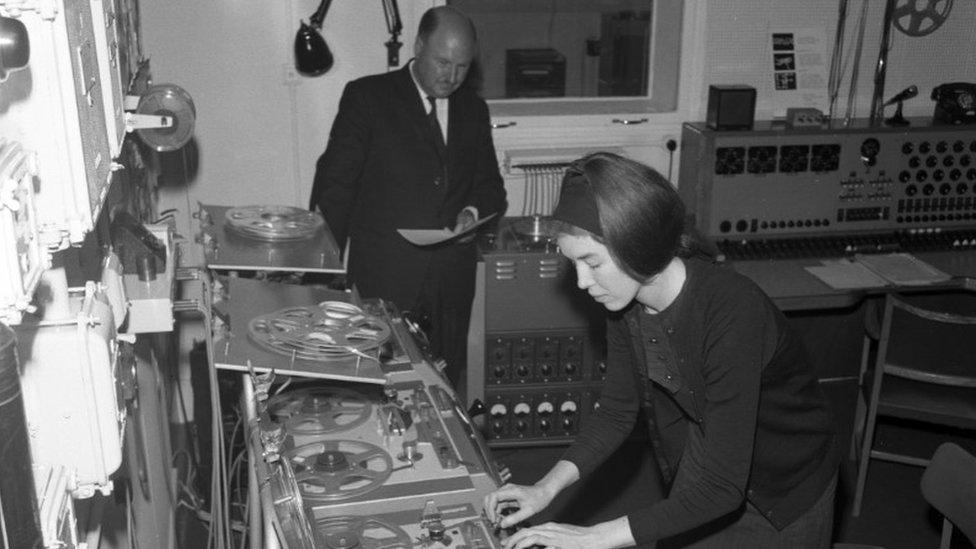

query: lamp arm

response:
[309,0,333,29]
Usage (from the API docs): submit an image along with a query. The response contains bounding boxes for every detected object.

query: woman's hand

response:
[501,517,635,549]
[500,522,602,549]
[483,482,556,529]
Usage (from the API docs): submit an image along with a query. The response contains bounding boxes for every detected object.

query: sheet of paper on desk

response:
[397,213,497,246]
[805,259,890,289]
[854,252,952,286]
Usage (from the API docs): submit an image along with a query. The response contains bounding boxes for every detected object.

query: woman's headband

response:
[551,169,603,237]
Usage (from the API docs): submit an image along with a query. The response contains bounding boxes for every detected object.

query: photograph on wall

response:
[768,28,828,114]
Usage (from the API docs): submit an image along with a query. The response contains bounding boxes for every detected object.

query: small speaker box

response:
[707,85,756,131]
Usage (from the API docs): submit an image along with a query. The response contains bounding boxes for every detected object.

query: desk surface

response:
[733,249,976,311]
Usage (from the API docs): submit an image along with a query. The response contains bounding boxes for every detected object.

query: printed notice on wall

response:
[769,28,829,116]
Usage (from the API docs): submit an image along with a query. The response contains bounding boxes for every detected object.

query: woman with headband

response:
[484,152,839,549]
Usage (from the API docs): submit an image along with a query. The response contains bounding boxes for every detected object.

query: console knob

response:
[564,362,577,375]
[493,365,506,378]
[516,365,529,377]
[492,421,504,434]
[515,420,527,432]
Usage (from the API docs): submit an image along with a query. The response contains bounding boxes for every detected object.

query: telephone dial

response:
[931,82,976,125]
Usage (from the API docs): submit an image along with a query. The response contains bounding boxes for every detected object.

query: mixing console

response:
[679,118,976,260]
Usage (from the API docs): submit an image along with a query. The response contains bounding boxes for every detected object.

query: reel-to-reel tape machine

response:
[230,275,509,548]
[251,378,506,548]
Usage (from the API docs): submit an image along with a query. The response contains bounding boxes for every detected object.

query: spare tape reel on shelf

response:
[125,84,196,152]
[892,0,953,37]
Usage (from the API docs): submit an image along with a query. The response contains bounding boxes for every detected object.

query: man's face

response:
[413,26,475,99]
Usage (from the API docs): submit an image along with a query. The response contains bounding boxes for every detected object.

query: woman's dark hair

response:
[553,152,687,281]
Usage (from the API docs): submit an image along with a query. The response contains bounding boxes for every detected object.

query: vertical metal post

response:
[870,0,897,125]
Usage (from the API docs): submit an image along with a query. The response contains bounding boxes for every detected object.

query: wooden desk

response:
[730,249,976,311]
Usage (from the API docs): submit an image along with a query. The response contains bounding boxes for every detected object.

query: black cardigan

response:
[562,257,839,543]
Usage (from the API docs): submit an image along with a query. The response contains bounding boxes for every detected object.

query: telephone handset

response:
[931,82,976,125]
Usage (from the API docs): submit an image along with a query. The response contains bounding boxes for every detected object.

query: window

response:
[448,0,683,116]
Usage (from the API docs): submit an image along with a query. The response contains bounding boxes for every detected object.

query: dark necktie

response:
[426,96,447,158]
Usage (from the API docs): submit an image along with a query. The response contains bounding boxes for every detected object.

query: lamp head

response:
[294,20,333,76]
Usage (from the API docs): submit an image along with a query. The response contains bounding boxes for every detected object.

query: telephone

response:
[931,82,976,125]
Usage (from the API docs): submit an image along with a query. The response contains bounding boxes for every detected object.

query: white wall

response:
[140,0,976,224]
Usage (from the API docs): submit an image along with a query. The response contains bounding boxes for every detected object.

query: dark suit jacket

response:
[310,64,507,309]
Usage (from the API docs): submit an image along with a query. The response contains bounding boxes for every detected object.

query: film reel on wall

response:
[224,205,324,241]
[248,301,391,362]
[266,386,372,438]
[284,439,393,502]
[892,0,953,36]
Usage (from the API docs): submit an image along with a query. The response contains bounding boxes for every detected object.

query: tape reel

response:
[267,387,372,436]
[224,205,324,241]
[285,439,393,502]
[892,0,953,37]
[135,84,196,152]
[315,515,412,549]
[248,302,392,362]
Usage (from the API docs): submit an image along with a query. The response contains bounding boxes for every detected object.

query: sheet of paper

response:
[854,253,952,286]
[397,213,497,246]
[804,259,890,290]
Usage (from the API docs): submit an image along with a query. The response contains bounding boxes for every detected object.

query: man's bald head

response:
[412,7,478,99]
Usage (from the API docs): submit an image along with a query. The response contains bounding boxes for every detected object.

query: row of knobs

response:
[493,361,580,379]
[489,400,579,435]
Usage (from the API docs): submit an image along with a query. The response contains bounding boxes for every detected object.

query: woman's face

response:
[557,233,641,311]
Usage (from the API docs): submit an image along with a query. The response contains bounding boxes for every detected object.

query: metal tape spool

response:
[315,515,412,549]
[135,84,196,152]
[893,0,953,36]
[267,387,372,437]
[224,205,324,241]
[248,302,392,361]
[285,439,393,502]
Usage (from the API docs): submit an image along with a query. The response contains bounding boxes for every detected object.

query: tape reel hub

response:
[286,439,393,501]
[225,205,324,241]
[317,516,412,549]
[248,302,391,361]
[268,387,372,436]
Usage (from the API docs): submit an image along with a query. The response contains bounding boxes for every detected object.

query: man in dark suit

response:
[310,6,506,391]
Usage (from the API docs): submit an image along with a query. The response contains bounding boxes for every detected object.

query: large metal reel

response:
[892,0,953,36]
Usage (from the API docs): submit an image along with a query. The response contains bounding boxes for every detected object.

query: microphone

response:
[883,85,918,106]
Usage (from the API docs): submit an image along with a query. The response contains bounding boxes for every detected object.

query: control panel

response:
[679,119,976,259]
[472,220,607,447]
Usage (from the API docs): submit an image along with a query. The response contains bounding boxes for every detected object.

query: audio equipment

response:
[679,118,976,262]
[249,361,505,546]
[224,205,325,242]
[197,204,344,273]
[470,218,607,447]
[247,302,391,362]
[130,84,196,152]
[707,85,756,131]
